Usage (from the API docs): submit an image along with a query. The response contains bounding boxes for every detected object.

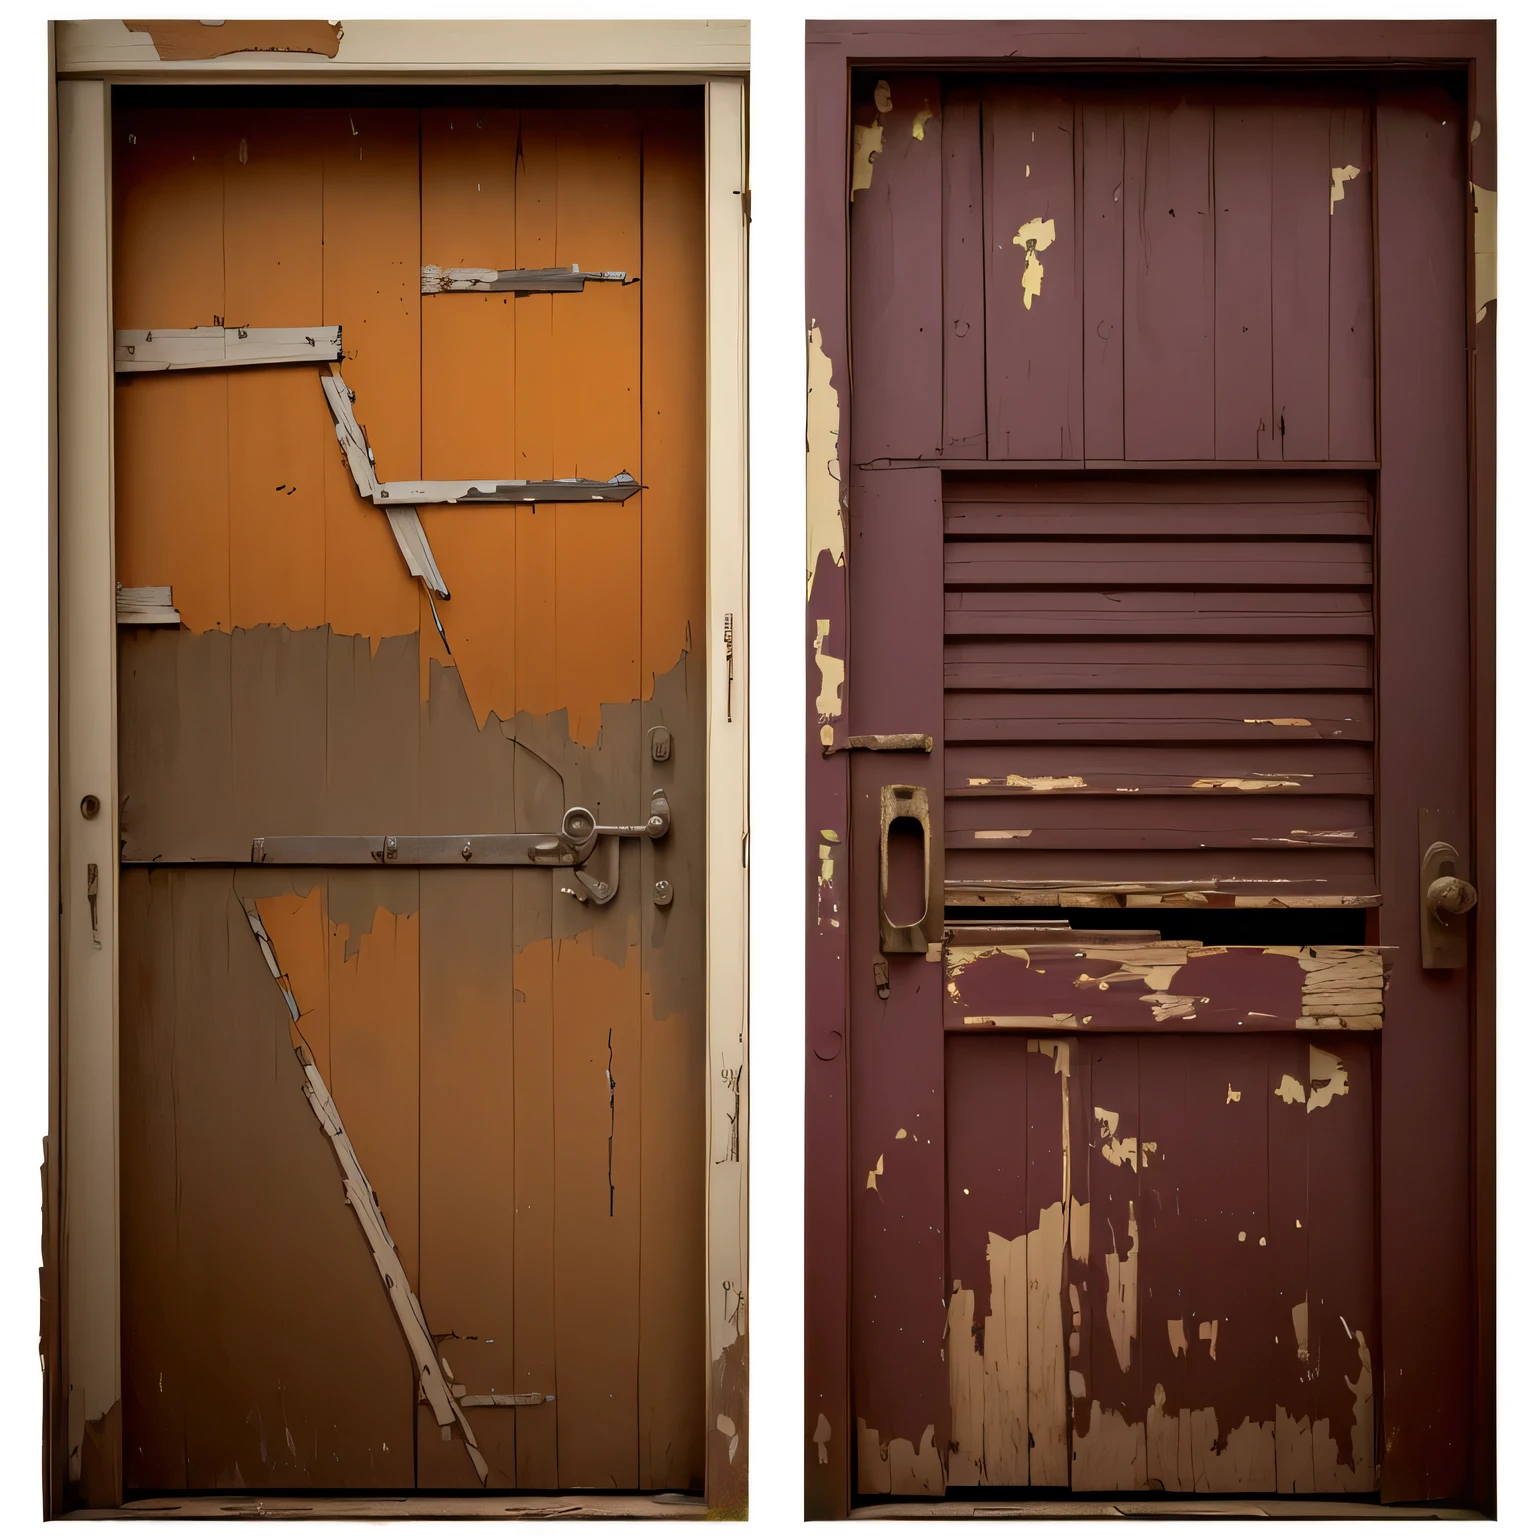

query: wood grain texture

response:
[851,75,943,462]
[984,85,1081,460]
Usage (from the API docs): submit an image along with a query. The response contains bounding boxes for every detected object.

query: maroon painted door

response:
[841,73,1474,1502]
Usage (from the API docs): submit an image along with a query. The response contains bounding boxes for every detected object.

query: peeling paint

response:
[1072,1402,1146,1491]
[1105,1202,1139,1373]
[1147,1387,1275,1493]
[813,1412,831,1465]
[856,1417,944,1495]
[866,1153,884,1192]
[1274,1074,1306,1106]
[1198,1319,1219,1361]
[969,774,1087,791]
[806,325,845,599]
[1329,163,1361,214]
[975,829,1032,840]
[1244,717,1311,727]
[124,19,344,61]
[873,80,894,115]
[851,124,886,196]
[1305,1046,1349,1112]
[1474,182,1497,322]
[1012,218,1057,310]
[913,104,935,140]
[1191,777,1301,791]
[1225,1084,1241,1104]
[1167,1319,1188,1357]
[1094,1106,1137,1170]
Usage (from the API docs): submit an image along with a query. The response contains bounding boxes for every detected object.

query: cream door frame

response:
[49,19,749,1515]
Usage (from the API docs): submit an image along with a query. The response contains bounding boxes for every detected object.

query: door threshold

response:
[69,1492,706,1521]
[852,1499,1483,1520]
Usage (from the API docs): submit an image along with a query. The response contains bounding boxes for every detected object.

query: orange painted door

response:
[113,91,706,1493]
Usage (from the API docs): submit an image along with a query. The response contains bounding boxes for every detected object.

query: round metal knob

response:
[1427,875,1478,918]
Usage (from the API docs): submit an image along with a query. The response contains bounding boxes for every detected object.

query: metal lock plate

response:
[649,725,672,763]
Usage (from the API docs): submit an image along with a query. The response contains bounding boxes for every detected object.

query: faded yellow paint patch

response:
[851,123,885,196]
[872,79,893,114]
[1329,163,1361,213]
[1306,1046,1349,1112]
[1226,1084,1241,1104]
[813,618,845,719]
[1013,217,1057,310]
[1474,182,1497,322]
[856,1415,944,1494]
[1245,717,1311,727]
[1275,1074,1306,1106]
[806,324,845,599]
[818,843,835,887]
[866,1153,884,1192]
[1095,1106,1137,1170]
[1140,991,1205,1022]
[913,103,934,140]
[1073,1402,1148,1491]
[968,773,1087,791]
[1105,1201,1139,1373]
[975,828,1032,840]
[1192,777,1301,791]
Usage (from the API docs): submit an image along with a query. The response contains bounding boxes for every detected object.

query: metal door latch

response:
[1420,812,1478,970]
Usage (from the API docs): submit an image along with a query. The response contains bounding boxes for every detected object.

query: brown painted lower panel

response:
[69,1493,706,1520]
[851,1499,1479,1519]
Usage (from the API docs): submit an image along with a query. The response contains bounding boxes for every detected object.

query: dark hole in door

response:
[885,815,927,928]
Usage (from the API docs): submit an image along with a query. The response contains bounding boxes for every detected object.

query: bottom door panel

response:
[944,1032,1378,1495]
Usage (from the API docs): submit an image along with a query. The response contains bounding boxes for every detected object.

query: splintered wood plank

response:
[945,1037,1033,1487]
[551,109,643,746]
[1213,103,1276,460]
[1303,1038,1378,1493]
[326,875,422,1291]
[1081,97,1125,461]
[1269,103,1332,460]
[512,874,559,1490]
[112,109,230,635]
[167,871,414,1489]
[419,107,520,728]
[1024,1041,1070,1486]
[638,105,708,1495]
[850,74,943,461]
[1073,1039,1144,1492]
[983,85,1081,460]
[320,107,421,640]
[1124,95,1215,460]
[417,870,519,1489]
[942,87,987,457]
[223,109,327,632]
[1328,104,1376,461]
[119,870,186,1491]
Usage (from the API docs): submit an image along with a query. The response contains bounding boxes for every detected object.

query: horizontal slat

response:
[945,501,1372,538]
[944,846,1375,885]
[945,692,1373,742]
[944,638,1371,691]
[115,324,343,371]
[943,474,1372,506]
[944,589,1374,637]
[947,794,1373,851]
[945,541,1372,587]
[943,942,1387,1032]
[944,882,1382,908]
[946,742,1374,796]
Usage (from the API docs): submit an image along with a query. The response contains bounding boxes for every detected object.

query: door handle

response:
[1420,825,1477,969]
[879,784,940,954]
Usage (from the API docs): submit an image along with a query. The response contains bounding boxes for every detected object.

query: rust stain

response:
[1012,218,1057,310]
[124,19,344,61]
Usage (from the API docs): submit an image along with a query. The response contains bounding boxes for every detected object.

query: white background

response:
[0,3,1528,1530]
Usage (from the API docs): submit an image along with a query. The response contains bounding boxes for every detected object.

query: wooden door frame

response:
[804,19,1495,1519]
[46,19,749,1518]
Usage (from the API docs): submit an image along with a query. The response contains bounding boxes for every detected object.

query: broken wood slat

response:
[421,263,630,293]
[944,541,1372,588]
[944,589,1375,639]
[944,638,1372,693]
[946,693,1373,744]
[114,325,343,371]
[943,943,1388,1032]
[115,585,180,625]
[947,793,1374,852]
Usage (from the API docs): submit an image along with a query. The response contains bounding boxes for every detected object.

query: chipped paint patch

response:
[851,124,885,196]
[1245,717,1311,727]
[1105,1202,1139,1373]
[1225,1084,1241,1104]
[1198,1319,1219,1360]
[1275,1074,1306,1106]
[1305,1046,1349,1112]
[913,103,935,140]
[1147,1387,1275,1493]
[1072,1402,1147,1491]
[1013,218,1057,310]
[806,324,845,599]
[125,19,344,60]
[1094,1106,1137,1170]
[1167,1319,1188,1357]
[855,1417,944,1495]
[866,1153,884,1192]
[1192,777,1301,791]
[813,618,845,720]
[1474,182,1497,322]
[872,79,893,114]
[1329,163,1361,213]
[975,828,1032,840]
[969,773,1087,791]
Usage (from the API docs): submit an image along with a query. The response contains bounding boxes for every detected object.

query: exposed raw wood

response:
[944,881,1381,909]
[114,324,342,371]
[122,20,343,61]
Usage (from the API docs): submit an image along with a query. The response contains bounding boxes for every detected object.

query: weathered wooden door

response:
[835,72,1478,1502]
[112,89,707,1493]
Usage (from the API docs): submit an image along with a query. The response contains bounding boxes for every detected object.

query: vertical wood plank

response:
[1124,95,1215,460]
[983,85,1081,460]
[320,107,420,642]
[417,870,519,1488]
[850,74,944,462]
[1270,102,1332,460]
[848,467,946,1495]
[1213,102,1276,461]
[224,109,327,633]
[1268,1035,1315,1493]
[1024,1042,1069,1486]
[112,108,230,637]
[942,87,987,457]
[1328,103,1376,460]
[1376,83,1472,1500]
[1081,99,1125,462]
[638,104,708,1494]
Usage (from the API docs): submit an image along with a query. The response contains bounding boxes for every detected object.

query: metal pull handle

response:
[1420,831,1477,969]
[879,784,934,955]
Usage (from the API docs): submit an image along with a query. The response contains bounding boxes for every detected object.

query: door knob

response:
[1426,873,1478,918]
[1420,823,1476,969]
